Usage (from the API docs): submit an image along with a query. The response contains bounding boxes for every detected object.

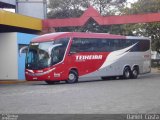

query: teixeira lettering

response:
[76,55,102,61]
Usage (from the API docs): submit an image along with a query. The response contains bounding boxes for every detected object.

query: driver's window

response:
[51,47,61,65]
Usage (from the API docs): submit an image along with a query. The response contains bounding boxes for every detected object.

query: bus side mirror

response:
[19,46,28,56]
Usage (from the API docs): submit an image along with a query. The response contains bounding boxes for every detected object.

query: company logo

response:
[54,73,61,77]
[143,54,150,58]
[76,55,102,61]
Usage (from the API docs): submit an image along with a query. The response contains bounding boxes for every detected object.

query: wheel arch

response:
[69,67,79,75]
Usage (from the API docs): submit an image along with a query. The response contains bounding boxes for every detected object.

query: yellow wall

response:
[0,10,42,31]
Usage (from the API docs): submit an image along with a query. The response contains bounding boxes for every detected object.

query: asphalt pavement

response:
[0,72,160,114]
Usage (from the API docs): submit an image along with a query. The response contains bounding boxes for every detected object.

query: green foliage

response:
[48,0,88,18]
[48,0,127,17]
[90,0,127,15]
[120,0,160,52]
[126,0,160,15]
[48,9,83,18]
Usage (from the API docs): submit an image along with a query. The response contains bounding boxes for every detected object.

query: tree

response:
[90,0,127,15]
[48,0,88,18]
[120,0,160,52]
[48,0,127,17]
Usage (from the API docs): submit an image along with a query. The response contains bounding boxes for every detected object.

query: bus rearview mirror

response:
[19,46,28,56]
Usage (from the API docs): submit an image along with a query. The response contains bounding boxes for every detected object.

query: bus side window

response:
[137,40,150,51]
[70,45,78,53]
[70,38,80,53]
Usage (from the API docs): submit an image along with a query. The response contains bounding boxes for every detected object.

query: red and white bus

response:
[24,32,151,84]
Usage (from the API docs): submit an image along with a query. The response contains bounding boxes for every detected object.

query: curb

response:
[0,80,27,85]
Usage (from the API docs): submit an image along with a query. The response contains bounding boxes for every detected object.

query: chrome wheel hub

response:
[69,73,75,80]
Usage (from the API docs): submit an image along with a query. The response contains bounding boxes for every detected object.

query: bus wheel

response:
[131,68,139,79]
[45,81,58,85]
[66,70,78,84]
[123,67,131,79]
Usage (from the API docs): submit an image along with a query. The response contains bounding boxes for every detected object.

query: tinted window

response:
[129,39,150,52]
[137,40,150,51]
[70,38,124,52]
[70,38,150,53]
[70,38,99,52]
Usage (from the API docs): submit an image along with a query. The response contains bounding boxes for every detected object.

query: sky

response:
[126,0,138,7]
[127,0,138,3]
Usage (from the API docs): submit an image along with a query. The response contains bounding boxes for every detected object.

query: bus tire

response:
[123,67,131,79]
[66,70,78,84]
[131,67,139,79]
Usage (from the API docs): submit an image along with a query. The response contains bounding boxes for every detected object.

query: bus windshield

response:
[26,38,69,70]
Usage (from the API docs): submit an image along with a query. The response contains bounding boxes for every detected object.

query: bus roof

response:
[126,36,150,40]
[32,32,149,43]
[32,32,125,43]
